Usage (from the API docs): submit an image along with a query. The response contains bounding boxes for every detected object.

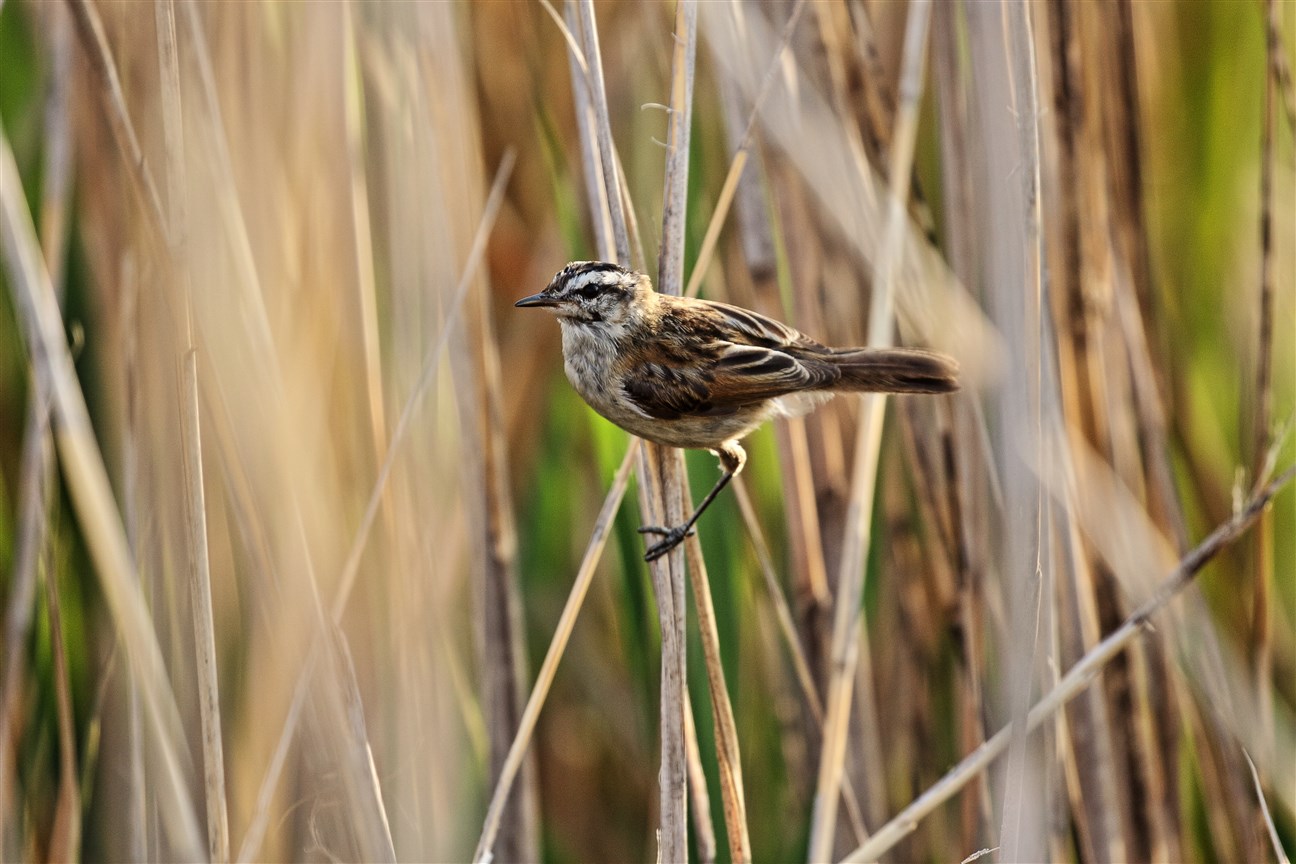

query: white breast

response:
[558,321,647,424]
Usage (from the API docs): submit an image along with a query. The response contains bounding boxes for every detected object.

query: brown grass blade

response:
[683,512,750,862]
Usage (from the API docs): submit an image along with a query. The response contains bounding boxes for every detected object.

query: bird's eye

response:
[577,285,600,300]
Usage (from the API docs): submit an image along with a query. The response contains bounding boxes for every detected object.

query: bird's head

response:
[515,261,650,327]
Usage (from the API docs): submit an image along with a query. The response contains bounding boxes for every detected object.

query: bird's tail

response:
[830,347,960,394]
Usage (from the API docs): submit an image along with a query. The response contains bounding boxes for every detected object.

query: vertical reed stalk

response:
[153,3,229,857]
[995,3,1048,858]
[649,6,701,857]
[1250,0,1279,772]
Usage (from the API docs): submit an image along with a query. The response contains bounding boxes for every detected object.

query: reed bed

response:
[0,2,1292,862]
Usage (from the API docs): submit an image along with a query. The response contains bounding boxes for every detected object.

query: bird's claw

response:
[640,524,695,561]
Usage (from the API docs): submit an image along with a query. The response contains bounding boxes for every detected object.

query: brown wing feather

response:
[687,298,820,349]
[621,357,723,419]
[622,299,840,419]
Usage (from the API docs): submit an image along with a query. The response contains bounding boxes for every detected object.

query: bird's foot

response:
[637,524,696,561]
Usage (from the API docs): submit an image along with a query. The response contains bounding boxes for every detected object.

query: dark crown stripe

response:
[565,261,623,281]
[550,261,629,295]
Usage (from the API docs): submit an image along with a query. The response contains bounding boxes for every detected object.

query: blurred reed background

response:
[0,1,1292,862]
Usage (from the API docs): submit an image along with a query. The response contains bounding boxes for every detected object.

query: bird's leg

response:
[640,442,746,562]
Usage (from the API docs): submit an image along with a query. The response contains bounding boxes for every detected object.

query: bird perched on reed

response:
[517,261,959,561]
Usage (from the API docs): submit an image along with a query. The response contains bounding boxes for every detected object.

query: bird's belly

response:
[572,372,767,450]
[619,410,767,450]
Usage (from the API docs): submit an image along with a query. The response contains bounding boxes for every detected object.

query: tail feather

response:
[830,347,960,394]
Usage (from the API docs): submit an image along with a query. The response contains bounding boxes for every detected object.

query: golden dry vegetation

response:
[0,1,1293,862]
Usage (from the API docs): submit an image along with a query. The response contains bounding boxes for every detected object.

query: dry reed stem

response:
[685,148,748,298]
[1045,4,1143,857]
[779,419,831,608]
[0,132,204,860]
[657,0,696,296]
[1250,0,1279,768]
[996,2,1049,858]
[552,13,689,849]
[1104,0,1190,562]
[615,146,649,272]
[527,14,712,858]
[652,5,701,858]
[683,516,751,862]
[177,2,273,347]
[179,344,227,861]
[647,445,690,862]
[1245,750,1291,864]
[1059,422,1296,848]
[152,3,229,857]
[845,0,895,157]
[684,692,719,864]
[807,1,931,858]
[841,463,1296,863]
[329,627,396,861]
[234,692,298,860]
[560,0,615,261]
[578,0,630,265]
[568,0,693,856]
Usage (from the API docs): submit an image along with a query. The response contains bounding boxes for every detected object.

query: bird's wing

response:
[689,298,816,349]
[621,300,838,420]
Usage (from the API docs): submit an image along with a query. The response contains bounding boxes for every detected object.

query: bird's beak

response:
[515,293,559,308]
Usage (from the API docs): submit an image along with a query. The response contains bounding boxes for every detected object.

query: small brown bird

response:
[517,261,959,561]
